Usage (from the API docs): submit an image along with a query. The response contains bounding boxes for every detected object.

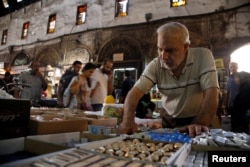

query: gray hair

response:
[157,22,191,45]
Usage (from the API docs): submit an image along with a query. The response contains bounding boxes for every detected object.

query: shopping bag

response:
[63,87,72,107]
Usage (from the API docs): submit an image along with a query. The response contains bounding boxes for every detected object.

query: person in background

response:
[229,71,250,133]
[53,83,58,97]
[3,71,14,95]
[68,62,97,110]
[119,70,134,103]
[3,71,13,84]
[90,58,114,111]
[225,62,240,114]
[135,93,156,119]
[57,60,82,107]
[19,61,47,106]
[118,22,219,137]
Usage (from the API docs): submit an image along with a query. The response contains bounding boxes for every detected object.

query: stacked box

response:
[0,99,30,140]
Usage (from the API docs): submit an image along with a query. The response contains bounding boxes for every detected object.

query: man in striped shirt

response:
[119,22,219,137]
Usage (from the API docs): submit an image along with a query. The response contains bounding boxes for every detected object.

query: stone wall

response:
[0,0,249,72]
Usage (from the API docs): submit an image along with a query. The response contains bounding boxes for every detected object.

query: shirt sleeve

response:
[134,58,158,94]
[198,48,219,90]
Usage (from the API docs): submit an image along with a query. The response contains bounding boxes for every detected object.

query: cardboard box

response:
[0,99,30,140]
[29,119,88,135]
[79,132,116,143]
[27,132,115,148]
[88,117,118,127]
[0,137,68,165]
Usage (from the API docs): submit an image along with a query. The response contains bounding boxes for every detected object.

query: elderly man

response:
[119,22,219,137]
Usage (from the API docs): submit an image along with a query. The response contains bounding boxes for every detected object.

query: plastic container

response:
[101,103,123,125]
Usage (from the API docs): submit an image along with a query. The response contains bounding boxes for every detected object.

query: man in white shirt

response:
[90,58,114,111]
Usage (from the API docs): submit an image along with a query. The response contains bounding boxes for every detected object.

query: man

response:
[119,22,219,137]
[19,61,48,106]
[229,71,250,133]
[90,58,113,111]
[57,60,82,107]
[225,62,240,113]
[2,71,14,95]
[119,70,134,103]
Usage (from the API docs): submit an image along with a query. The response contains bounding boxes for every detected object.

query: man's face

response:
[229,63,238,74]
[73,63,82,73]
[157,32,188,70]
[31,62,40,74]
[103,61,113,74]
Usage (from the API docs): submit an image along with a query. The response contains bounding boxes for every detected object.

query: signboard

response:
[11,65,29,74]
[113,53,124,61]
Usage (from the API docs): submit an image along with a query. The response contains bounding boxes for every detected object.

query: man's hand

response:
[36,71,43,78]
[117,121,137,135]
[179,124,209,138]
[57,101,64,108]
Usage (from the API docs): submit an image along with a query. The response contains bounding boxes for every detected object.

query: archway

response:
[98,37,142,71]
[12,52,30,66]
[36,47,60,67]
[230,43,250,73]
[98,37,142,90]
[10,52,30,75]
[65,47,91,65]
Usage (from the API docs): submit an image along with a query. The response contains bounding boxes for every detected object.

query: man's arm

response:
[180,87,219,137]
[37,72,48,90]
[118,87,144,134]
[107,72,114,95]
[193,87,219,125]
[57,82,64,107]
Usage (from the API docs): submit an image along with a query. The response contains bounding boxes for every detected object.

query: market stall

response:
[0,98,249,166]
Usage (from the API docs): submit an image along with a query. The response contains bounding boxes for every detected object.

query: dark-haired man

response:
[19,61,48,106]
[90,58,114,111]
[119,70,134,103]
[57,60,82,107]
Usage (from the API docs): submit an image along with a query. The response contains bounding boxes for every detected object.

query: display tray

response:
[77,135,188,166]
[2,147,168,167]
[0,137,69,165]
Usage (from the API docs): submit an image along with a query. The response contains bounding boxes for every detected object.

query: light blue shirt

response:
[19,71,43,101]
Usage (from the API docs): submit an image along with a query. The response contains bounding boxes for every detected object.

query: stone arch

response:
[12,51,30,66]
[36,47,60,67]
[65,47,91,65]
[98,37,142,63]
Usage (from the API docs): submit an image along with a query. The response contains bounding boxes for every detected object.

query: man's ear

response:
[184,43,189,51]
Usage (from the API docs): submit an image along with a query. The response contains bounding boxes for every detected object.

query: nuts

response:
[93,138,183,164]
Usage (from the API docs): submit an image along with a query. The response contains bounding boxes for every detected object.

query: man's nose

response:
[160,50,170,59]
